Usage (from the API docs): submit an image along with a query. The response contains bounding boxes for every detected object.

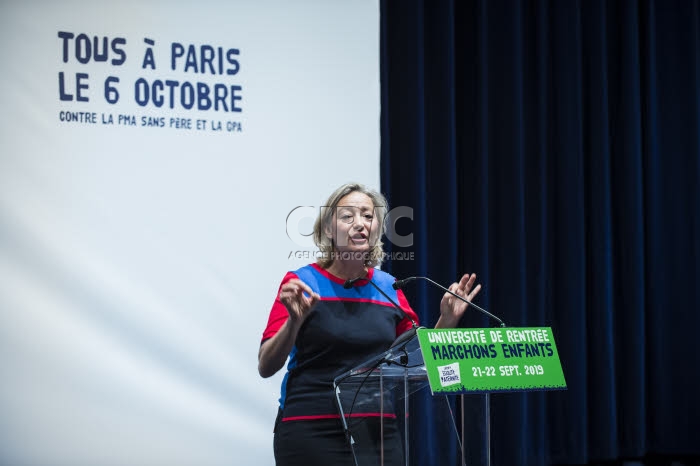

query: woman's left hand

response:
[437,273,482,328]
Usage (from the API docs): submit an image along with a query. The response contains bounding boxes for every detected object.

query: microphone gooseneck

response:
[393,276,506,327]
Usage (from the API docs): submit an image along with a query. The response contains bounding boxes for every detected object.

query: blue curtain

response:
[380,1,700,465]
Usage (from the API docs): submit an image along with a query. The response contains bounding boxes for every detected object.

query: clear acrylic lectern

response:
[333,328,468,466]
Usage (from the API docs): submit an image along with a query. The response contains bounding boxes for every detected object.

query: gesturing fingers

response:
[279,279,319,321]
[445,274,482,308]
[280,279,315,298]
[467,283,482,302]
[456,274,482,300]
[457,273,474,293]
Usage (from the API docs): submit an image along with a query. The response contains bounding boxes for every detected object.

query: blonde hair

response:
[313,183,388,268]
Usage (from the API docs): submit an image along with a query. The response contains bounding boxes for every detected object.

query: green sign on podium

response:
[416,327,567,394]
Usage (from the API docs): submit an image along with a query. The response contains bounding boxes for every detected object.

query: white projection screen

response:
[0,1,380,465]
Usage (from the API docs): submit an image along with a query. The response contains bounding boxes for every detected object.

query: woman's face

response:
[325,191,380,256]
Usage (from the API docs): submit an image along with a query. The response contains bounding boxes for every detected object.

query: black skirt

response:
[273,411,405,466]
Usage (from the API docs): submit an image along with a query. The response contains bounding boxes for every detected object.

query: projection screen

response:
[0,1,380,464]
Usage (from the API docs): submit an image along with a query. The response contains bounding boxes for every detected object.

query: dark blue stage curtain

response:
[380,1,700,465]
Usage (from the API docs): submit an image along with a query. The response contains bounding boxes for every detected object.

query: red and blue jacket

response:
[261,263,419,422]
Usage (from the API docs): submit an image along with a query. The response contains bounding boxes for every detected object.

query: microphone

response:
[392,277,417,290]
[343,273,420,330]
[343,276,364,289]
[393,276,506,327]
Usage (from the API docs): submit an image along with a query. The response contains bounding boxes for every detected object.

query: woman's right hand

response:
[278,279,320,325]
